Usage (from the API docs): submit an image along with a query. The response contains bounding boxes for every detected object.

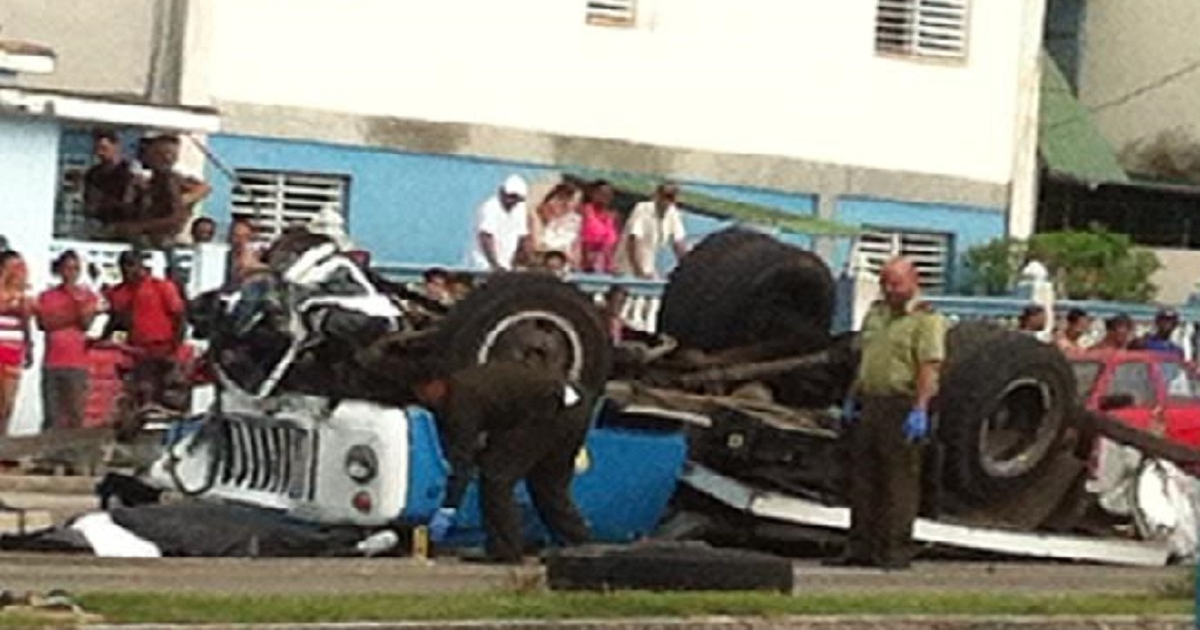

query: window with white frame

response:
[586,0,636,27]
[875,0,969,60]
[54,149,93,239]
[230,169,349,243]
[850,227,953,293]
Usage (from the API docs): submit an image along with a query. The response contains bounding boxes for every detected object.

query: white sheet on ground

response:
[70,512,162,558]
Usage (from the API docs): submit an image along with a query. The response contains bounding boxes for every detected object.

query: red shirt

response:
[37,285,98,369]
[106,277,184,356]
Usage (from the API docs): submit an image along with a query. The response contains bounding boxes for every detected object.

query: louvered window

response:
[876,0,969,60]
[850,227,952,293]
[231,170,349,243]
[587,0,636,27]
[54,150,93,239]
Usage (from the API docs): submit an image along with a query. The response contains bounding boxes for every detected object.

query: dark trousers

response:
[846,394,923,565]
[477,406,592,562]
[41,367,89,431]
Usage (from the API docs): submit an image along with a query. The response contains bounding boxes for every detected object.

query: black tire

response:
[659,229,835,353]
[435,273,611,394]
[936,322,1076,504]
[544,542,793,592]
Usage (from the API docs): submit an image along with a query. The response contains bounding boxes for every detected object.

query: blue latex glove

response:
[428,507,456,543]
[903,409,930,443]
[840,398,859,425]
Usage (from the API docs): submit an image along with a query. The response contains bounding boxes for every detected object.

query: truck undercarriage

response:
[130,227,1200,565]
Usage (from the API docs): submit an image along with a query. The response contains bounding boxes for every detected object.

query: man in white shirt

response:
[468,175,529,271]
[616,182,688,279]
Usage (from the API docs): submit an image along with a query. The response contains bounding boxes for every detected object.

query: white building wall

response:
[190,0,1033,187]
[0,0,159,97]
[1078,0,1200,158]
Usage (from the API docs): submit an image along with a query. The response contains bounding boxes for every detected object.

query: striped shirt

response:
[0,309,27,367]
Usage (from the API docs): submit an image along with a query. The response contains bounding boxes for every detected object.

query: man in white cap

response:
[468,175,529,272]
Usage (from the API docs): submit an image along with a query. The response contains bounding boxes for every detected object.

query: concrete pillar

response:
[1006,0,1050,239]
[848,252,881,331]
[813,194,838,262]
[1013,260,1056,341]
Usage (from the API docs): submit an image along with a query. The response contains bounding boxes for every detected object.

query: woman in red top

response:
[579,180,621,274]
[0,251,35,433]
[36,251,98,430]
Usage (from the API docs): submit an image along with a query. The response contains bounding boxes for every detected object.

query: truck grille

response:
[217,417,315,500]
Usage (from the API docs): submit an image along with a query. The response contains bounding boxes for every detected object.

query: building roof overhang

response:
[0,86,219,133]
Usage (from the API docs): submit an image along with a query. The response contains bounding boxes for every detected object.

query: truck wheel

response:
[436,273,611,393]
[659,229,835,353]
[937,323,1076,504]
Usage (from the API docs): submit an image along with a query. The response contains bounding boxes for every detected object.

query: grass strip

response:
[75,591,1192,625]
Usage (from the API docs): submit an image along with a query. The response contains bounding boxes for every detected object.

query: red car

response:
[1070,349,1200,450]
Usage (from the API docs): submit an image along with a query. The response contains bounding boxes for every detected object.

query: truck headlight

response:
[345,445,378,484]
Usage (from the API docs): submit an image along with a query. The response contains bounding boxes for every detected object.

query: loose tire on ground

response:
[544,542,794,592]
[936,322,1076,504]
[659,229,836,354]
[435,273,611,394]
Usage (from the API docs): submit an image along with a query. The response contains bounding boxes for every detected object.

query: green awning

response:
[1039,53,1129,184]
[565,173,862,237]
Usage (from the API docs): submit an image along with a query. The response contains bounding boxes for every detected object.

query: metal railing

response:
[373,262,668,333]
[374,260,1200,360]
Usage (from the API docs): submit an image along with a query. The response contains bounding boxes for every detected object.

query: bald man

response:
[826,257,946,570]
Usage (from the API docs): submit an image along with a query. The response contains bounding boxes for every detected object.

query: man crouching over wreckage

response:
[826,256,946,571]
[411,360,593,564]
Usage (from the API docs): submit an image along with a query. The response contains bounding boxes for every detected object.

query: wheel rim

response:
[476,310,585,381]
[977,378,1060,479]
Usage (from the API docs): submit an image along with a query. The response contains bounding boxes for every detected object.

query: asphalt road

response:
[0,487,1187,597]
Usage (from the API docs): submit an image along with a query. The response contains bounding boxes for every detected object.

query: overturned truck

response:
[150,229,1197,564]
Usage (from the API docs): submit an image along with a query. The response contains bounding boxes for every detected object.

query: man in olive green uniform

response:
[413,361,593,564]
[826,257,946,570]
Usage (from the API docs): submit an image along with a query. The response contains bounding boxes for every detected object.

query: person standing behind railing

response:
[468,175,529,273]
[1055,308,1092,354]
[1131,308,1185,359]
[1094,314,1135,350]
[0,251,35,435]
[615,182,688,280]
[83,129,140,239]
[523,182,582,271]
[36,251,98,431]
[579,180,620,275]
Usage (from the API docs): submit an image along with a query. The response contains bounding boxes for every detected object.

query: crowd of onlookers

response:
[6,130,1196,439]
[466,174,689,279]
[1017,303,1186,358]
[0,211,267,437]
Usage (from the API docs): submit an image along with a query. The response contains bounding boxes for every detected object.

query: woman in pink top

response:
[0,251,34,433]
[36,251,98,430]
[579,180,620,274]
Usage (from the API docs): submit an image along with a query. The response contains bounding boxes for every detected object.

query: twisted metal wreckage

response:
[16,228,1199,564]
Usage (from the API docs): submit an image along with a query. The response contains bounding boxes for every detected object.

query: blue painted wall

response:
[203,136,1001,288]
[685,184,816,250]
[205,135,555,266]
[831,197,1007,290]
[203,135,819,270]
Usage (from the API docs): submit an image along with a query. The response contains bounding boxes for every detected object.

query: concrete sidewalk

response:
[0,553,1186,596]
[0,473,98,495]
